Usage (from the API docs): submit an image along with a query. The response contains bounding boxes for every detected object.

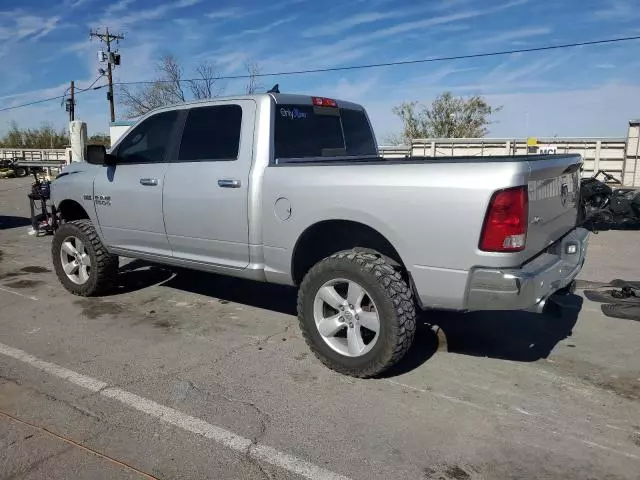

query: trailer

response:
[0,158,67,178]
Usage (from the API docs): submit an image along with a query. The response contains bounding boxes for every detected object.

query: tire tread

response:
[52,219,118,296]
[297,250,416,378]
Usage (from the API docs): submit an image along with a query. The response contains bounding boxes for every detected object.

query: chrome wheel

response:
[59,236,91,285]
[313,278,380,357]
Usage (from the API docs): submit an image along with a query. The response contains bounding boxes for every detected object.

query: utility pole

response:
[90,27,124,122]
[65,80,75,122]
[69,81,75,121]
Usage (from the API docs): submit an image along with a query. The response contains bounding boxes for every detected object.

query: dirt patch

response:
[0,271,27,280]
[289,370,317,383]
[424,464,475,480]
[3,279,44,289]
[20,266,50,273]
[548,356,640,401]
[154,318,174,330]
[594,376,640,401]
[74,298,123,319]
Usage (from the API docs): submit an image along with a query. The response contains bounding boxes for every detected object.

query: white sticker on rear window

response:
[280,108,307,120]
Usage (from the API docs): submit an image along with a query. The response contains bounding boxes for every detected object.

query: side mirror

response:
[86,145,116,166]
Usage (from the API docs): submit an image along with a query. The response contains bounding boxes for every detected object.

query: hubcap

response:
[59,236,91,285]
[313,278,380,357]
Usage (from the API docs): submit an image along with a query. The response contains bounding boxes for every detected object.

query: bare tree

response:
[389,92,501,144]
[119,54,224,118]
[244,61,263,94]
[189,61,223,99]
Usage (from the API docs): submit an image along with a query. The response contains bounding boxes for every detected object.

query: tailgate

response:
[526,154,582,258]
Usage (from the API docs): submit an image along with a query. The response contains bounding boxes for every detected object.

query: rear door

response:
[526,154,582,255]
[93,110,180,256]
[163,100,256,269]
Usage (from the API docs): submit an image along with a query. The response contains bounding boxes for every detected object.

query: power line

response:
[1,34,639,114]
[0,94,68,113]
[1,84,106,114]
[78,75,107,92]
[114,34,640,86]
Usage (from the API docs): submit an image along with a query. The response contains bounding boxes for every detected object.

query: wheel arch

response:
[57,199,90,222]
[291,219,406,286]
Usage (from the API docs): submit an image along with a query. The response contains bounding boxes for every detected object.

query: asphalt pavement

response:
[1,177,639,480]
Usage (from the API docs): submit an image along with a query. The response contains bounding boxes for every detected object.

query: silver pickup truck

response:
[50,93,589,377]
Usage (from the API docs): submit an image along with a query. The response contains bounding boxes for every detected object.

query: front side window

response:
[117,110,179,164]
[178,105,243,161]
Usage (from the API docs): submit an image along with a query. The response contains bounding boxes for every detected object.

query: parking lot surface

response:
[1,177,639,480]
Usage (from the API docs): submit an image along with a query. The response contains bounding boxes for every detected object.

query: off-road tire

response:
[297,250,416,378]
[52,219,118,296]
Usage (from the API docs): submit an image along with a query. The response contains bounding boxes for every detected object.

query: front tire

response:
[52,219,118,296]
[14,167,28,178]
[297,250,416,378]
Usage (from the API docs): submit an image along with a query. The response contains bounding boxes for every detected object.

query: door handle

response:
[218,179,241,188]
[140,178,158,186]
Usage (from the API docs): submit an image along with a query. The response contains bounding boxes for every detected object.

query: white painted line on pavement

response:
[0,286,38,301]
[0,343,106,392]
[0,342,351,480]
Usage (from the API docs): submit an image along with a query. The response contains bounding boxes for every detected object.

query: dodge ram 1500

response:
[51,93,589,377]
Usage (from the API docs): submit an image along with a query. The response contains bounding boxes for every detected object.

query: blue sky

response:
[0,0,639,142]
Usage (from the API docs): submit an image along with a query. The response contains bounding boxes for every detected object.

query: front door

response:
[163,101,255,269]
[93,109,180,257]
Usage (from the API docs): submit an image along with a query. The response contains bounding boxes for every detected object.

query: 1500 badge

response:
[94,195,111,206]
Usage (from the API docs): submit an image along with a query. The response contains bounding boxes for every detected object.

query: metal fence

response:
[0,148,68,163]
[379,136,635,186]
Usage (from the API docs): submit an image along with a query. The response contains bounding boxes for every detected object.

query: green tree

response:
[88,133,111,147]
[389,92,501,144]
[0,122,69,148]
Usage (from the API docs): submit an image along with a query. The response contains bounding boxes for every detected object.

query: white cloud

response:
[474,27,551,45]
[224,16,297,41]
[64,0,93,7]
[303,12,400,38]
[206,7,242,20]
[103,0,136,16]
[0,12,61,41]
[94,0,203,30]
[593,0,638,20]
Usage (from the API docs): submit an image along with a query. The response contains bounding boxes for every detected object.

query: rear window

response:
[274,105,376,159]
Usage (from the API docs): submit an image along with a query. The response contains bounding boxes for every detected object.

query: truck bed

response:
[262,153,583,309]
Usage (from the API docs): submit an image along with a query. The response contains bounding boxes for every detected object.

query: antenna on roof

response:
[267,84,280,94]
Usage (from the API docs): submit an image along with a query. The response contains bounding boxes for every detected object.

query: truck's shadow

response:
[112,261,582,375]
[0,215,32,230]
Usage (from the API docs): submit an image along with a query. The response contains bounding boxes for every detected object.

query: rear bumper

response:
[465,228,589,312]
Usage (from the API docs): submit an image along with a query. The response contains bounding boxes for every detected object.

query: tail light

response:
[312,97,338,107]
[480,186,528,252]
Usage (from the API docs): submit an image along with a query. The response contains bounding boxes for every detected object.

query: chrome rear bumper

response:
[465,228,589,312]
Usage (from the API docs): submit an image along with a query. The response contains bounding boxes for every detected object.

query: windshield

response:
[274,104,377,160]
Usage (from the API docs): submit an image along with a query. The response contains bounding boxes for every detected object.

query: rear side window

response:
[274,105,376,159]
[179,105,242,161]
[341,109,377,156]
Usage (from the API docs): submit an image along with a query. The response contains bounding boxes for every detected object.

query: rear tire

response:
[14,167,28,178]
[297,250,416,378]
[52,219,118,296]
